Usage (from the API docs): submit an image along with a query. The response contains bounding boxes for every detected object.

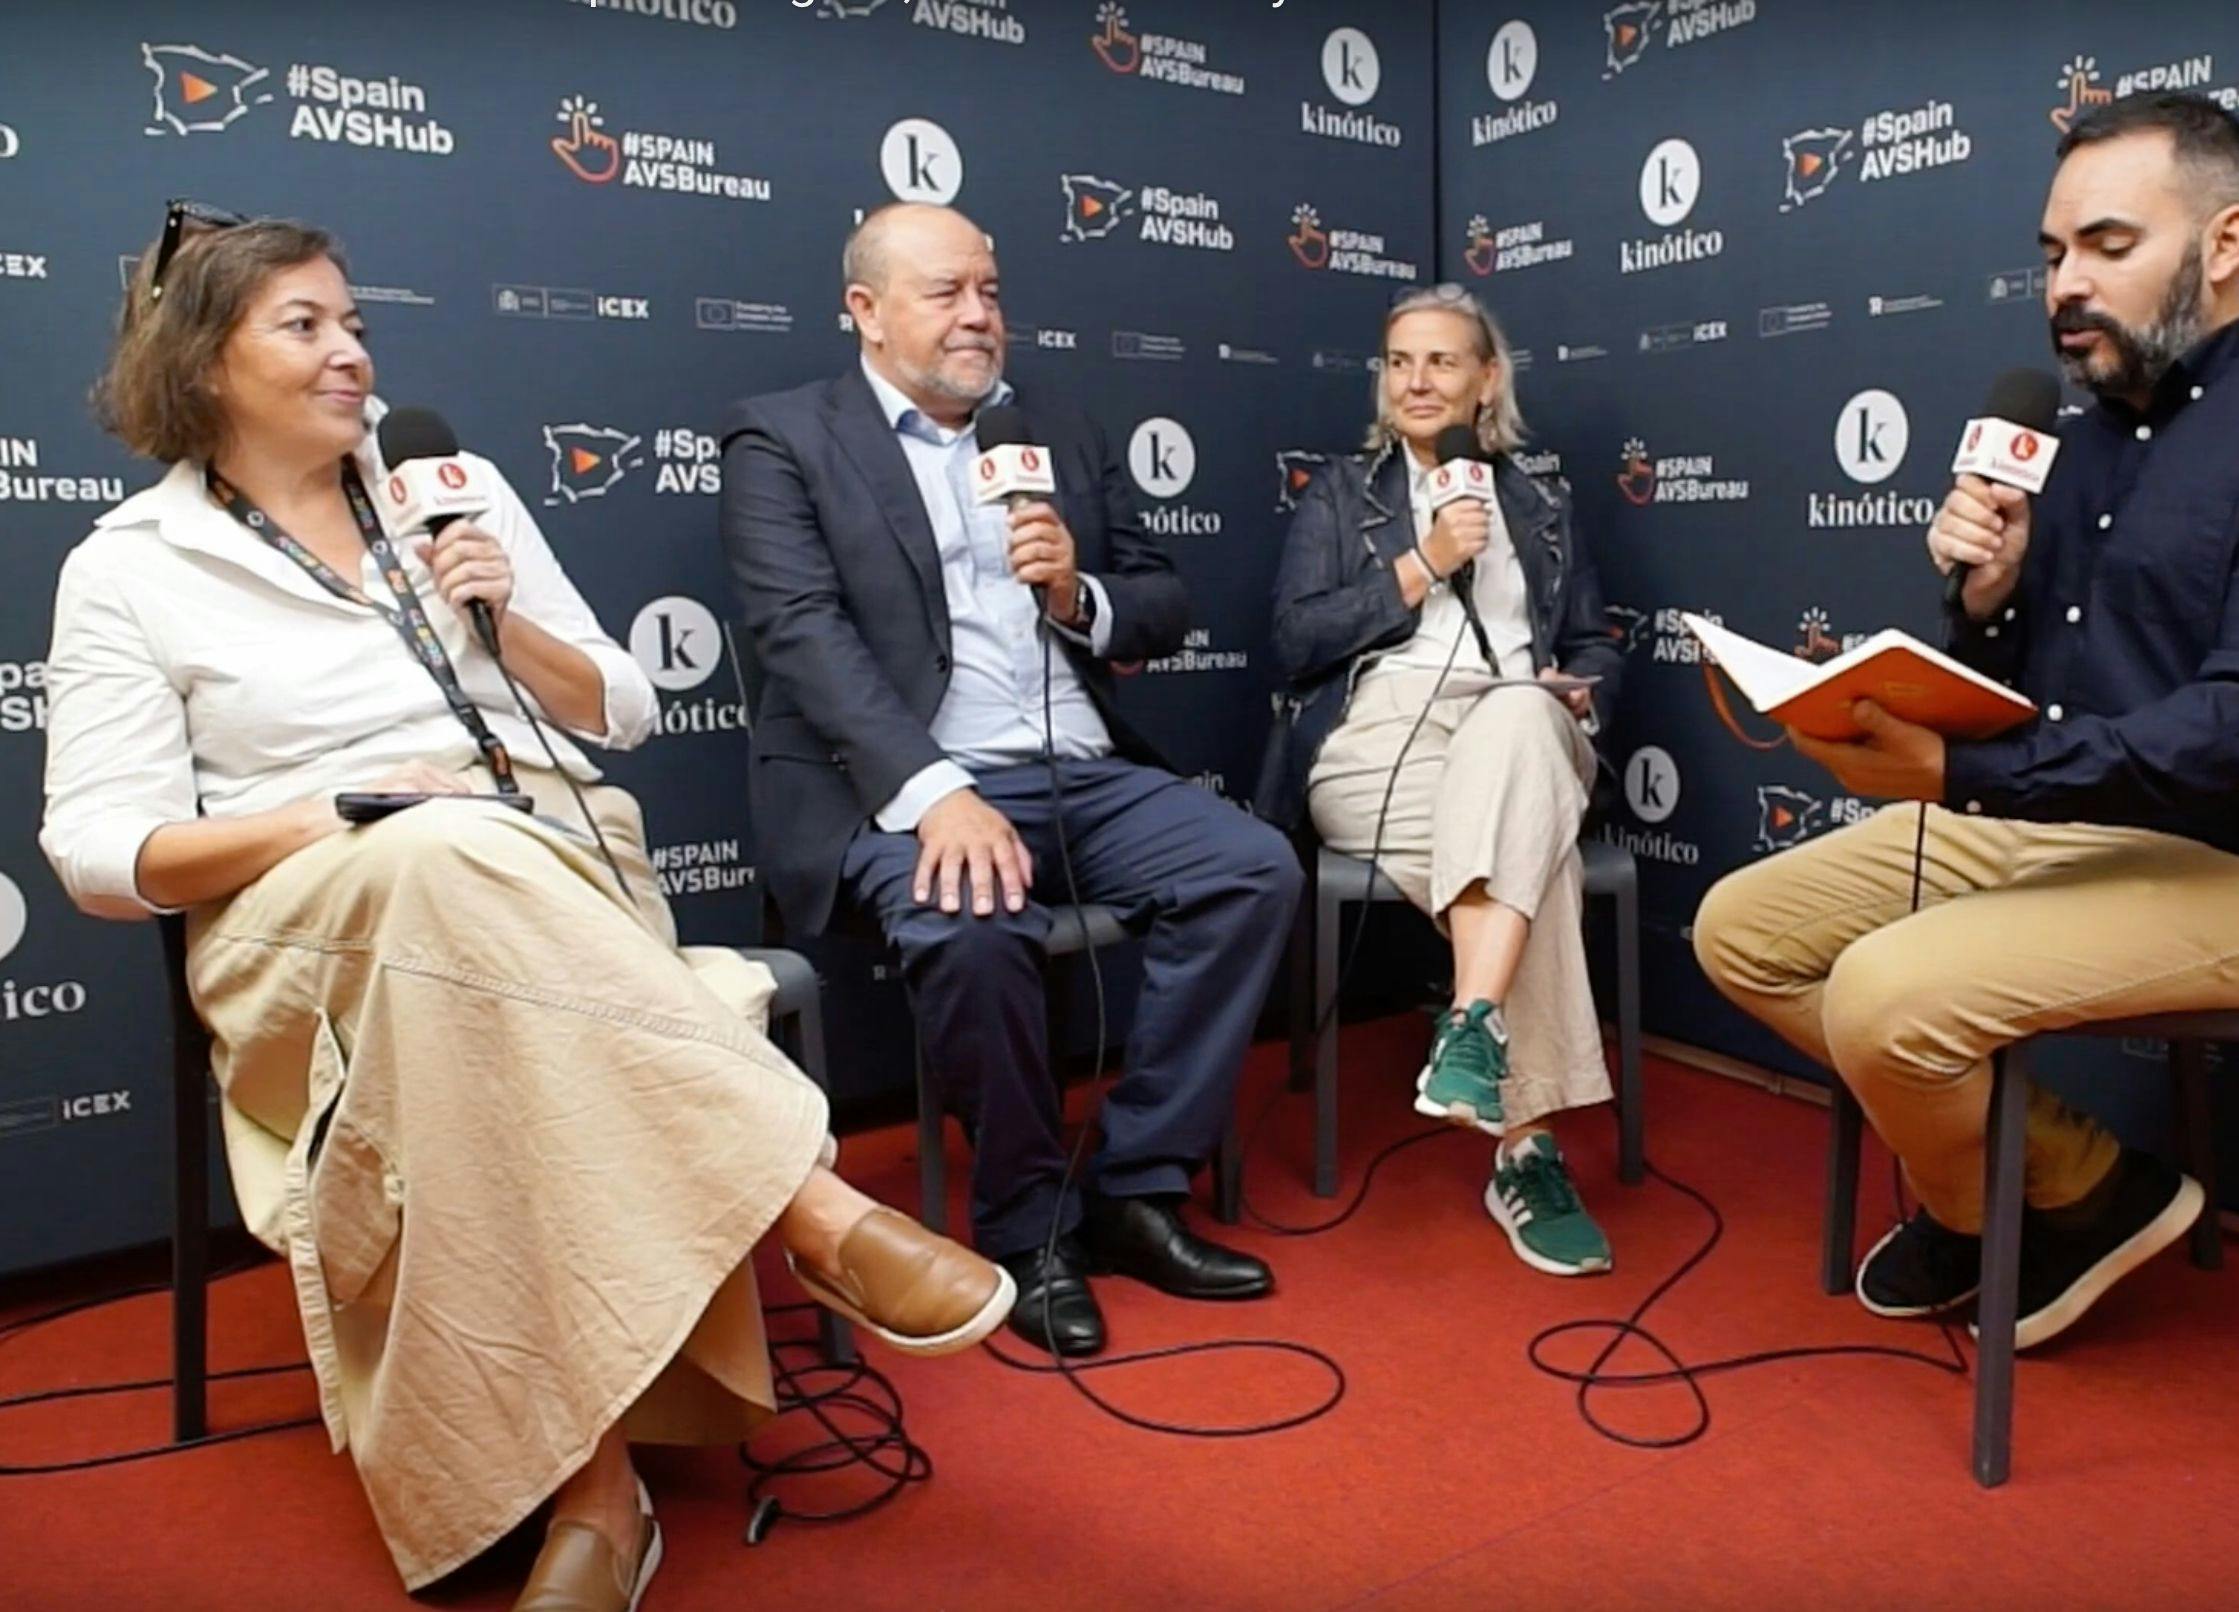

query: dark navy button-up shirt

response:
[1944,317,2239,851]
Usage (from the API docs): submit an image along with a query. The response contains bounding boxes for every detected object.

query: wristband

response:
[1413,540,1445,586]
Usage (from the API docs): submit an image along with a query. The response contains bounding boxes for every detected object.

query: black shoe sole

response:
[1004,1304,1107,1358]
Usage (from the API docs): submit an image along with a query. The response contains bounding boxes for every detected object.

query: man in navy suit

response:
[719,204,1300,1358]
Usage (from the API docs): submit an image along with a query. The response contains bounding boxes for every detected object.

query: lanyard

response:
[205,460,521,796]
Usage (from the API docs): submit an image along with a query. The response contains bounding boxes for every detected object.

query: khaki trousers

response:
[187,762,830,1590]
[1307,669,1611,1126]
[1695,803,2239,1231]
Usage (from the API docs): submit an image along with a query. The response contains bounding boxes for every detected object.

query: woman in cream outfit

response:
[41,209,1011,1611]
[1261,285,1624,1278]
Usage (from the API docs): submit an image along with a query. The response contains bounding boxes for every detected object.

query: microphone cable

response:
[1211,493,1972,1449]
[1237,513,1473,1239]
[0,1255,319,1477]
[473,613,636,904]
[1519,800,1970,1450]
[973,609,1347,1438]
[737,1302,934,1544]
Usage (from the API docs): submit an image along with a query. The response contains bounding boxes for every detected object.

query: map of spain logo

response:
[142,42,273,136]
[1061,174,1133,241]
[1780,127,1855,211]
[543,423,644,505]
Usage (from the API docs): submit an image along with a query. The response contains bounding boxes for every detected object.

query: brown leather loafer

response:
[514,1479,662,1612]
[787,1206,1016,1356]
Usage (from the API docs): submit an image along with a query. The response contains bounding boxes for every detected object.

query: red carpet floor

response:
[5,1014,2237,1610]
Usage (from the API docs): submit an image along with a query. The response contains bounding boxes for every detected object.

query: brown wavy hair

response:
[93,218,343,465]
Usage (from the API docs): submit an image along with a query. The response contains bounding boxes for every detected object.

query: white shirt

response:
[858,360,1117,832]
[40,426,655,918]
[1362,456,1537,689]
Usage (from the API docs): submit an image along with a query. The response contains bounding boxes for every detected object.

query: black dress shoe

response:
[996,1237,1106,1358]
[1081,1194,1273,1300]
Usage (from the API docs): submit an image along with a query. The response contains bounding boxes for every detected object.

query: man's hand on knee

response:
[913,790,1034,917]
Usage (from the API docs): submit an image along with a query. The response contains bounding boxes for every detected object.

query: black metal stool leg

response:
[914,1033,948,1236]
[2172,1040,2222,1272]
[1287,848,1316,1094]
[1973,1047,2030,1489]
[1822,1082,1864,1296]
[1314,881,1342,1199]
[172,1054,209,1445]
[1212,1110,1242,1225]
[164,912,210,1448]
[1613,865,1644,1186]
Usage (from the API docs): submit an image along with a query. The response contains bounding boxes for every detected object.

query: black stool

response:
[1822,1015,2226,1486]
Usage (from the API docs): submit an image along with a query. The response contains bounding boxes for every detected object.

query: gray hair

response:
[1365,282,1529,456]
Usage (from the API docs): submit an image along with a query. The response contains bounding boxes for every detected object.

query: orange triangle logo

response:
[1617,23,1638,46]
[1290,469,1312,490]
[1082,195,1105,219]
[1799,152,1823,177]
[181,72,218,104]
[569,447,603,475]
[1773,807,1795,830]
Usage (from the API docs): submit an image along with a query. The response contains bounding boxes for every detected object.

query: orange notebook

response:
[1681,613,2036,741]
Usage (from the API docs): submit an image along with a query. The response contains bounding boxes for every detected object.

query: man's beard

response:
[2050,241,2208,399]
[900,340,1002,405]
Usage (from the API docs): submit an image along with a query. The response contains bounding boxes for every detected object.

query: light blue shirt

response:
[861,359,1117,831]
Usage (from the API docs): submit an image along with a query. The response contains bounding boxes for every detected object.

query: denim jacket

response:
[1253,443,1622,829]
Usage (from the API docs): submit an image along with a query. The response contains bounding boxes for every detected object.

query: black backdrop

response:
[4,1,2235,1275]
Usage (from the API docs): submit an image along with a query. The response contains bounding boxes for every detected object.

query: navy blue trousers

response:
[841,758,1301,1258]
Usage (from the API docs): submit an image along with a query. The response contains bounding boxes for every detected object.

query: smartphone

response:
[334,791,535,824]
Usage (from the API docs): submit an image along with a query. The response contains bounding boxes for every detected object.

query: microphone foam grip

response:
[377,405,461,465]
[1982,369,2060,434]
[1432,424,1482,464]
[974,405,1032,452]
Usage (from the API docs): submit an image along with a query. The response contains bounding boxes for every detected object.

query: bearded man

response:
[1694,92,2239,1349]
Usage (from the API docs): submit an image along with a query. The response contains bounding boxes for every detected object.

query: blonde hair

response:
[94,218,342,464]
[1365,283,1528,456]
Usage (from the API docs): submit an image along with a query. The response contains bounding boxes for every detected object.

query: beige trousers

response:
[1695,802,2239,1232]
[1307,668,1611,1126]
[187,762,830,1590]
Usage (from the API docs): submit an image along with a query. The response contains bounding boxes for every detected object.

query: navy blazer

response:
[718,367,1187,936]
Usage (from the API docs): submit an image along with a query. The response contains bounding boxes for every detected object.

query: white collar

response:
[89,398,400,613]
[858,355,1012,437]
[95,395,395,550]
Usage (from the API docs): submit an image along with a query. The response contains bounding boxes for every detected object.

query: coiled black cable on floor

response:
[1522,1157,1969,1449]
[0,1260,319,1477]
[1522,802,1972,1449]
[737,1301,934,1543]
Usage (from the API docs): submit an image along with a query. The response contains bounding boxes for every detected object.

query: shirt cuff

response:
[874,759,976,833]
[1046,576,1115,657]
[577,640,659,748]
[1943,737,2027,820]
[47,812,179,919]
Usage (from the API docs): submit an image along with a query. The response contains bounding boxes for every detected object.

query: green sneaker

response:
[1485,1133,1611,1276]
[1414,999,1508,1137]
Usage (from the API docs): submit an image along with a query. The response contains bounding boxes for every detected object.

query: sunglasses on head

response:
[1391,280,1475,307]
[148,198,248,301]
